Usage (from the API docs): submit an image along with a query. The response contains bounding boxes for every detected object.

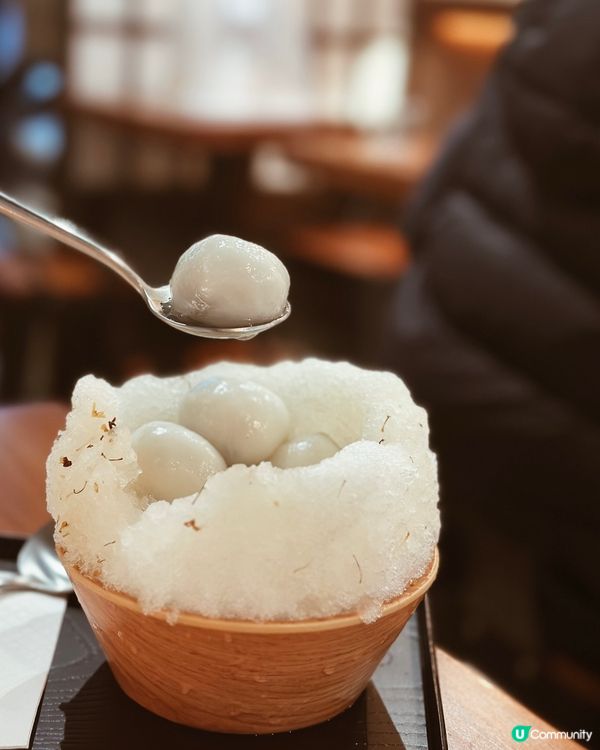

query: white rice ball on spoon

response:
[169,234,290,327]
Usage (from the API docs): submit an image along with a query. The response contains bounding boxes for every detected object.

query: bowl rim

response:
[62,547,438,634]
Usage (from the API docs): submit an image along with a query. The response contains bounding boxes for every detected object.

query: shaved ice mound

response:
[47,359,440,622]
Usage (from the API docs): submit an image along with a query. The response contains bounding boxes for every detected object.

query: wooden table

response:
[66,99,332,153]
[0,403,582,749]
[65,99,341,234]
[282,131,438,200]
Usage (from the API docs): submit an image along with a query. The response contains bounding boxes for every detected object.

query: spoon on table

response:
[0,523,72,595]
[0,191,291,341]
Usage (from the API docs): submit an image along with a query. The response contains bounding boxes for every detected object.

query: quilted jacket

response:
[387,0,600,669]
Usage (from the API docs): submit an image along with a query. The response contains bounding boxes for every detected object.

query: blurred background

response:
[0,0,515,391]
[0,0,598,740]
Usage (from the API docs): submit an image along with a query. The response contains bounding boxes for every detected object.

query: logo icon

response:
[512,726,532,742]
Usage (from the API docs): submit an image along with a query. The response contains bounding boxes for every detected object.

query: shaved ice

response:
[46,359,440,622]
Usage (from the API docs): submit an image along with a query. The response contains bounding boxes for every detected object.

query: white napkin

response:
[0,592,66,749]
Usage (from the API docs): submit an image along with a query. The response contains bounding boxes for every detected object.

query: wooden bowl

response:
[63,549,438,734]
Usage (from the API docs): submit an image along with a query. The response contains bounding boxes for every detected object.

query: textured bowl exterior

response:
[64,549,438,734]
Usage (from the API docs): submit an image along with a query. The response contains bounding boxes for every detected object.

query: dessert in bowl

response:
[47,359,440,733]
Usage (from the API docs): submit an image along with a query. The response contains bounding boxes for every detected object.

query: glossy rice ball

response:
[131,421,225,501]
[270,433,338,469]
[169,234,290,327]
[179,377,290,466]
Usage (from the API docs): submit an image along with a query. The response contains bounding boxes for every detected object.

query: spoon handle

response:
[0,571,66,596]
[0,190,146,295]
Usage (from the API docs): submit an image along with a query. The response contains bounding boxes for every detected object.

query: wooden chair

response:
[0,402,67,536]
[287,222,410,281]
[0,248,109,401]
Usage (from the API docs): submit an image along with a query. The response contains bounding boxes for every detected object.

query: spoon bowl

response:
[17,523,72,594]
[0,523,72,595]
[0,191,290,341]
[145,284,291,340]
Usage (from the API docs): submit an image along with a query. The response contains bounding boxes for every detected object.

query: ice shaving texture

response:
[47,359,439,622]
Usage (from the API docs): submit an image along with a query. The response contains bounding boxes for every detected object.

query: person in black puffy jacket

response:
[386,0,600,723]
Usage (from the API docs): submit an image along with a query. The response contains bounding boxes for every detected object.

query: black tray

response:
[0,536,446,750]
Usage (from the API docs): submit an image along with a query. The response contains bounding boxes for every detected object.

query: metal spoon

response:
[0,190,290,341]
[0,523,72,595]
